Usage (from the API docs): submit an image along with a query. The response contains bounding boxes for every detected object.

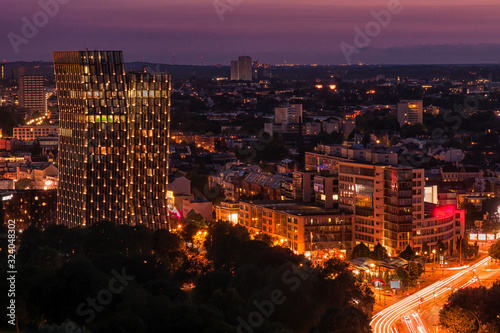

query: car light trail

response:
[371,256,491,333]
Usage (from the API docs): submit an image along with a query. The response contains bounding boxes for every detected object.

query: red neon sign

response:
[434,206,455,218]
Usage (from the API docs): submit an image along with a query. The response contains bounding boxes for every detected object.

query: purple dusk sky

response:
[1,0,500,65]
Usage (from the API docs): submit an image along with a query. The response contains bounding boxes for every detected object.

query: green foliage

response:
[371,243,388,260]
[15,178,33,190]
[439,282,500,333]
[0,106,25,136]
[436,240,448,256]
[32,139,42,156]
[422,242,430,255]
[400,123,427,138]
[457,236,479,260]
[439,306,479,333]
[350,242,389,261]
[459,201,483,228]
[398,245,415,261]
[206,183,226,205]
[396,262,423,287]
[234,132,289,163]
[350,242,372,259]
[489,238,500,260]
[320,258,350,279]
[311,306,372,333]
[355,111,399,134]
[7,221,375,332]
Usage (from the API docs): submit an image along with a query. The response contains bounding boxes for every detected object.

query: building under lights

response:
[53,50,171,228]
[18,75,46,114]
[397,100,423,127]
[230,56,252,81]
[237,200,353,255]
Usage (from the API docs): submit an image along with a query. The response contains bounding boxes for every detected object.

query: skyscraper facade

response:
[19,75,46,114]
[397,100,423,127]
[127,73,170,226]
[238,56,252,81]
[53,50,170,229]
[230,60,239,80]
[230,56,252,81]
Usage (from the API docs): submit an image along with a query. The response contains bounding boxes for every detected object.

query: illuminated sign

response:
[2,194,13,201]
[487,234,495,241]
[434,206,455,218]
[167,191,174,198]
[390,280,400,289]
[478,234,486,241]
[470,234,478,240]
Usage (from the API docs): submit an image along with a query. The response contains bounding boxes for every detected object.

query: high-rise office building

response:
[19,75,46,114]
[397,100,423,127]
[53,50,171,229]
[230,56,252,81]
[127,72,170,227]
[238,56,252,81]
[230,60,239,81]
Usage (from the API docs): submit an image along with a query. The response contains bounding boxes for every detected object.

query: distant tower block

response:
[230,55,252,81]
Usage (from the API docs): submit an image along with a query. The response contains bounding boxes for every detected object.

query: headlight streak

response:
[371,256,491,333]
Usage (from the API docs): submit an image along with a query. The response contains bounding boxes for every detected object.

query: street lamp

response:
[432,249,436,271]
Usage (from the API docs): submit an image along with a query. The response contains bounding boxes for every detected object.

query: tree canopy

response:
[3,221,374,333]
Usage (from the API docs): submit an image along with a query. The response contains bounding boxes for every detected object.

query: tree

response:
[489,238,500,260]
[31,139,42,156]
[362,134,371,148]
[371,243,388,260]
[15,178,33,190]
[320,258,350,279]
[312,306,371,333]
[398,245,415,261]
[396,262,423,287]
[436,240,448,256]
[350,243,372,259]
[206,184,226,205]
[457,236,478,261]
[440,306,479,333]
[438,284,500,333]
[422,242,430,255]
[185,209,206,228]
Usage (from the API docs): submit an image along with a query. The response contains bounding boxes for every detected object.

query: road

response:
[371,256,500,333]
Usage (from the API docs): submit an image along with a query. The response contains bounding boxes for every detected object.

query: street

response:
[371,256,500,333]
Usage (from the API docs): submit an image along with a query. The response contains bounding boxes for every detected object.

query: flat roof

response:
[241,200,345,216]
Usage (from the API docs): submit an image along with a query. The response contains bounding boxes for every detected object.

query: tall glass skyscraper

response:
[53,50,170,229]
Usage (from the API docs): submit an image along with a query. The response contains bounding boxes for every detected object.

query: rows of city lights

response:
[26,115,49,126]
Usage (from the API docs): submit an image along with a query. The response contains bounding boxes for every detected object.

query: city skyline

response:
[1,0,500,65]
